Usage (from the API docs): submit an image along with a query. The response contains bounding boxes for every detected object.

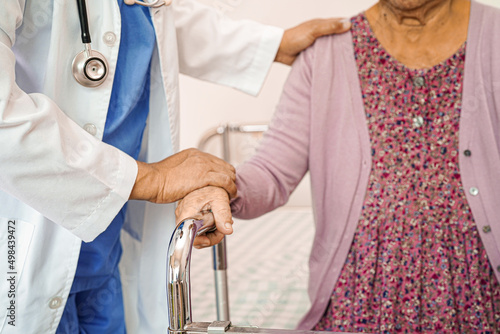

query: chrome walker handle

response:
[167,212,215,333]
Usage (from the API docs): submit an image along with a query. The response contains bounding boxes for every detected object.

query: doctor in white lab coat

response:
[0,0,350,333]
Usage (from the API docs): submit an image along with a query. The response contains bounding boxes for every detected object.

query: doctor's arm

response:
[173,0,350,95]
[0,3,235,243]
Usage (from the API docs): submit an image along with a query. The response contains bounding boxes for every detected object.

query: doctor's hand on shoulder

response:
[276,18,352,65]
[129,148,236,204]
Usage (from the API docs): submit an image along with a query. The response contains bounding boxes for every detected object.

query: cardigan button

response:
[483,226,492,234]
[469,187,479,196]
[413,116,425,128]
[413,76,425,88]
[464,150,472,157]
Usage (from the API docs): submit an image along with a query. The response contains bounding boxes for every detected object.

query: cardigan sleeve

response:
[231,46,314,218]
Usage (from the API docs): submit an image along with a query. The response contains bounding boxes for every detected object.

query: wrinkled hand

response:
[275,18,351,65]
[175,186,233,249]
[130,148,236,204]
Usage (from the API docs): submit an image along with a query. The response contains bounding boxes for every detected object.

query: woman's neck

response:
[365,0,470,69]
[380,0,453,26]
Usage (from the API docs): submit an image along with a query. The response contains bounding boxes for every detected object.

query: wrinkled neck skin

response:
[365,0,470,69]
[380,0,453,26]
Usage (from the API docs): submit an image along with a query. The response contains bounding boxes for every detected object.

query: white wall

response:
[179,0,500,207]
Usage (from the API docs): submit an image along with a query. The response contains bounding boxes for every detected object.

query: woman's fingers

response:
[176,186,233,249]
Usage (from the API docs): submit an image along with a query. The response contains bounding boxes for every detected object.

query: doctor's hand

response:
[275,18,352,65]
[175,186,233,249]
[129,148,236,204]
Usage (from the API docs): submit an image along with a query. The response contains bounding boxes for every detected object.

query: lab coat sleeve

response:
[0,1,138,242]
[231,47,313,218]
[173,0,284,96]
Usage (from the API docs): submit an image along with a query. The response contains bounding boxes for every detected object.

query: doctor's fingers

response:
[153,155,237,201]
[174,152,237,185]
[276,18,351,65]
[155,169,236,204]
[305,18,352,39]
[205,171,237,199]
[174,148,236,175]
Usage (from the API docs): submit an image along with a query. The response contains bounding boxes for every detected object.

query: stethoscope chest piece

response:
[72,45,109,87]
[72,0,171,88]
[73,0,110,88]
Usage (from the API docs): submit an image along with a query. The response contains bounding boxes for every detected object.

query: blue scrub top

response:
[71,1,156,292]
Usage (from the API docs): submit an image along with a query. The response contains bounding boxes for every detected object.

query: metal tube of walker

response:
[212,125,232,321]
[213,238,230,321]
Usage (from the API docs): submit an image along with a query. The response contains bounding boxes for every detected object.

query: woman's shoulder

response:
[304,13,366,59]
[472,1,500,26]
[312,29,353,50]
[298,17,357,68]
[468,1,500,52]
[314,16,358,47]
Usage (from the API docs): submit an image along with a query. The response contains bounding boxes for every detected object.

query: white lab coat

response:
[0,0,282,333]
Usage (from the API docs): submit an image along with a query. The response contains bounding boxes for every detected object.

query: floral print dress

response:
[313,14,500,334]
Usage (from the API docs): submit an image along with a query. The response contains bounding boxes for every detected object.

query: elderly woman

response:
[177,0,500,332]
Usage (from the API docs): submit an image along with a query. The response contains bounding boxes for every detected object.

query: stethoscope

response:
[72,0,172,88]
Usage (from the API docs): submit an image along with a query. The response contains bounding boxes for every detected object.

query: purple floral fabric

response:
[313,14,500,333]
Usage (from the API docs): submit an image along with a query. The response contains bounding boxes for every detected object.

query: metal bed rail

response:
[198,123,269,165]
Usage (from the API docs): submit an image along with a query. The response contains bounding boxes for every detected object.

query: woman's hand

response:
[276,18,351,65]
[130,148,236,204]
[176,186,233,249]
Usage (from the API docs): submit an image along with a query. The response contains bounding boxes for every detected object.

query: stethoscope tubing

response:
[76,0,92,44]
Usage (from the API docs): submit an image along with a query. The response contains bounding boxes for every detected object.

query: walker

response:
[166,213,353,334]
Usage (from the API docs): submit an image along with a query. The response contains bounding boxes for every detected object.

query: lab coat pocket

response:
[0,218,34,329]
